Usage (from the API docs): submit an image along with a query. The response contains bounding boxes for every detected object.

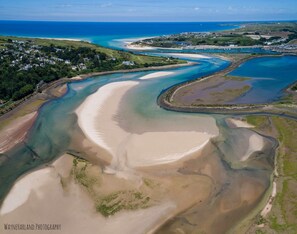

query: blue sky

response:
[0,0,297,22]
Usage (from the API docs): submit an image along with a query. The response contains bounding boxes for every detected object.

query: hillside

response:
[0,36,183,103]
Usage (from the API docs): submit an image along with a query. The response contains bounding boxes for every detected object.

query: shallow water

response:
[0,21,293,233]
[0,57,228,201]
[229,55,297,104]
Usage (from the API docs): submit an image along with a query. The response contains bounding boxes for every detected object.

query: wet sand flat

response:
[0,63,276,234]
[75,80,218,170]
[171,75,251,106]
[0,152,214,234]
[0,112,37,153]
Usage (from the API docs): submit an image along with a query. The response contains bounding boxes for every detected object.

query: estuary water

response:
[229,55,297,104]
[0,21,296,233]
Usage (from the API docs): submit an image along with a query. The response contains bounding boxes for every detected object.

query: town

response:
[132,22,297,53]
[0,37,180,103]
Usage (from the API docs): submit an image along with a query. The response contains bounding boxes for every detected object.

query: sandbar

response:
[165,53,210,59]
[226,118,254,129]
[75,80,218,170]
[241,133,264,161]
[0,154,177,234]
[126,43,155,51]
[139,71,174,80]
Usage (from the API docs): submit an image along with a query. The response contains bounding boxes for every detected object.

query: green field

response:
[134,22,297,48]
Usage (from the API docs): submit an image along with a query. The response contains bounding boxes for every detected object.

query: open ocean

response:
[0,21,239,48]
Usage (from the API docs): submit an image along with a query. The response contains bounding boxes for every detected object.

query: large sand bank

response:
[0,155,177,234]
[165,53,210,59]
[139,71,174,80]
[76,80,218,170]
[126,43,155,51]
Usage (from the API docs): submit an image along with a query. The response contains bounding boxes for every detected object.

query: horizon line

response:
[0,19,297,23]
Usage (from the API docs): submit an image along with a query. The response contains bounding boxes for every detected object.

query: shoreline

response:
[230,117,280,233]
[0,154,177,234]
[0,112,37,153]
[129,42,297,54]
[1,25,296,233]
[158,53,297,119]
[0,61,194,117]
[68,61,193,81]
[155,52,294,233]
[0,62,194,154]
[75,78,218,169]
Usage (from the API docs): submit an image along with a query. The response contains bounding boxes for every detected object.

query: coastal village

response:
[133,23,297,53]
[0,39,137,72]
[0,37,177,105]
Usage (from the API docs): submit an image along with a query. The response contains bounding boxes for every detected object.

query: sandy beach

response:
[261,181,277,217]
[0,154,178,234]
[241,132,264,161]
[0,112,37,153]
[226,118,254,128]
[76,81,138,155]
[165,53,211,59]
[139,71,174,80]
[0,74,274,234]
[126,43,155,51]
[75,80,218,170]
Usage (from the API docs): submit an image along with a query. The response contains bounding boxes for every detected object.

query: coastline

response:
[158,53,297,120]
[0,21,297,233]
[0,154,178,234]
[155,52,297,233]
[75,78,218,169]
[0,62,194,155]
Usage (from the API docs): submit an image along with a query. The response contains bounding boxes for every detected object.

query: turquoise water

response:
[0,21,239,50]
[0,21,296,207]
[0,56,228,202]
[229,55,297,104]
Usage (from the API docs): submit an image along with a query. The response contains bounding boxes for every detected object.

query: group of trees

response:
[0,43,117,101]
[0,39,180,103]
[0,60,71,101]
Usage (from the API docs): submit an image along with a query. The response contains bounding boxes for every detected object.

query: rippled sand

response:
[75,80,218,170]
[0,75,275,234]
